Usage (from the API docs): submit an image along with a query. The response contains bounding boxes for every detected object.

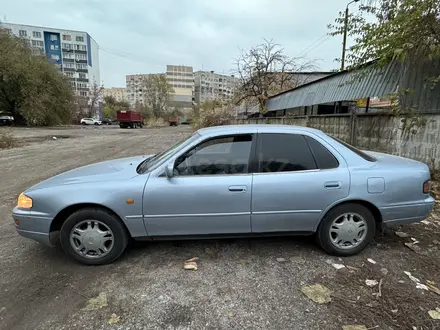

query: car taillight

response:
[423,180,431,194]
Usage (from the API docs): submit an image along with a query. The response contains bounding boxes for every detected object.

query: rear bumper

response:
[381,196,435,228]
[12,207,57,247]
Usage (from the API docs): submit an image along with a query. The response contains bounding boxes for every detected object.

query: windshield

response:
[137,132,200,173]
[328,135,376,162]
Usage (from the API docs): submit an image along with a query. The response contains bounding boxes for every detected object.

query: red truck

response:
[168,116,179,126]
[116,110,143,128]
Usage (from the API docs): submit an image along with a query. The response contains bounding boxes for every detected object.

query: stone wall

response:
[232,113,440,168]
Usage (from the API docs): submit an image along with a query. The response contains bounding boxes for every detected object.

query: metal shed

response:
[266,60,440,113]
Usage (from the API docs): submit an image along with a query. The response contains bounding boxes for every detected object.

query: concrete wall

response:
[232,113,440,168]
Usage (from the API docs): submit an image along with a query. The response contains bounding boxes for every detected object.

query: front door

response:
[143,134,255,236]
[251,133,350,233]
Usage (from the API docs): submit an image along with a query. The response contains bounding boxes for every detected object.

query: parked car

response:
[0,114,14,126]
[12,125,434,265]
[80,118,102,125]
[101,118,113,125]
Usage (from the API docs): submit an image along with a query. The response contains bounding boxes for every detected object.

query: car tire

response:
[60,208,129,265]
[317,203,375,257]
[81,122,86,125]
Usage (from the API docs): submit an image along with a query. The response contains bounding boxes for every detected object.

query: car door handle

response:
[324,181,341,189]
[228,185,247,192]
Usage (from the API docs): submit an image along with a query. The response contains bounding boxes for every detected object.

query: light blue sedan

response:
[13,125,435,265]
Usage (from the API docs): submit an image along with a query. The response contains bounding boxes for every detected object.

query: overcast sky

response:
[2,0,360,87]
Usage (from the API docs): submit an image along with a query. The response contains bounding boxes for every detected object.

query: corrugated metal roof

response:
[267,60,440,113]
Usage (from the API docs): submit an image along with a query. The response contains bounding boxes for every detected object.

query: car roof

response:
[197,124,326,137]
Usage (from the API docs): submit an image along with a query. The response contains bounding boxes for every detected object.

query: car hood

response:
[26,155,153,192]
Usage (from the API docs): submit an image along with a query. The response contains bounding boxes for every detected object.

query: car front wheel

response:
[317,203,375,256]
[60,208,129,265]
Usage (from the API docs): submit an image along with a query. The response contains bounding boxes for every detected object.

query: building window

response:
[76,63,87,69]
[79,91,88,96]
[64,71,75,78]
[50,44,59,50]
[63,52,74,59]
[32,31,41,38]
[78,73,88,79]
[31,40,44,47]
[50,34,58,41]
[51,54,60,61]
[76,36,84,42]
[64,63,75,69]
[19,30,27,37]
[75,44,86,51]
[63,34,71,41]
[76,54,87,61]
[62,43,73,50]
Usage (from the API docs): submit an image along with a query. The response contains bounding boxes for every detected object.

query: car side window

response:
[304,136,339,169]
[174,134,253,176]
[257,133,317,173]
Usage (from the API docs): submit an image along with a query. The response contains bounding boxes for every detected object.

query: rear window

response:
[328,136,376,162]
[304,136,339,169]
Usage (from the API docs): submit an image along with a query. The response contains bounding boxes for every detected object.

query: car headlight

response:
[17,193,32,209]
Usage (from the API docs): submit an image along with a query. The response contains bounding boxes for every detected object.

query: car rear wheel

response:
[317,203,375,256]
[60,208,128,265]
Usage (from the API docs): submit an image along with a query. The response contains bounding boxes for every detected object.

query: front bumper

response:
[12,207,57,247]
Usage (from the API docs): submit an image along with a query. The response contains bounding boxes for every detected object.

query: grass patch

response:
[0,128,16,149]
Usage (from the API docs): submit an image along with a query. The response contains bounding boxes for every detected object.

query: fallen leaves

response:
[342,325,368,330]
[332,263,346,270]
[183,257,199,271]
[108,313,120,325]
[301,284,332,304]
[365,279,378,287]
[428,308,440,319]
[81,292,108,311]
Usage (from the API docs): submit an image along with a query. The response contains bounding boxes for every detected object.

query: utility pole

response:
[341,0,360,71]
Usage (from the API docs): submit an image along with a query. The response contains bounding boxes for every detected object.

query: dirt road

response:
[0,126,439,330]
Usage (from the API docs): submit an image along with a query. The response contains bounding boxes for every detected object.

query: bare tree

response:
[234,39,317,113]
[142,74,174,118]
[88,83,103,118]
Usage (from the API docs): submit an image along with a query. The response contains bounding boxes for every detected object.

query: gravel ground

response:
[0,126,439,330]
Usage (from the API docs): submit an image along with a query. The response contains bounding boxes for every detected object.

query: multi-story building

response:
[1,23,100,97]
[125,74,151,107]
[103,87,126,103]
[194,71,239,104]
[165,65,194,109]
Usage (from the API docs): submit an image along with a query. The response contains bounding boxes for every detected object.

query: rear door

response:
[251,132,350,233]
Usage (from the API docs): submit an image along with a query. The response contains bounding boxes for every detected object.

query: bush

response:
[191,101,235,129]
[148,117,167,127]
[0,128,16,149]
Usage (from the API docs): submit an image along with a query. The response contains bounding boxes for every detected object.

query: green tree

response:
[102,95,130,119]
[142,74,174,118]
[0,28,74,125]
[328,0,440,83]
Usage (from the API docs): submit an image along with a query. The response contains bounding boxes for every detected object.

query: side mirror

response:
[165,162,174,178]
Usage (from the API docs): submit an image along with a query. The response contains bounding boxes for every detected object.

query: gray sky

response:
[2,0,358,87]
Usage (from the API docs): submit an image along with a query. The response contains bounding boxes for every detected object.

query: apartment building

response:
[165,65,194,108]
[103,87,126,103]
[194,71,239,104]
[125,74,152,107]
[1,22,100,97]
